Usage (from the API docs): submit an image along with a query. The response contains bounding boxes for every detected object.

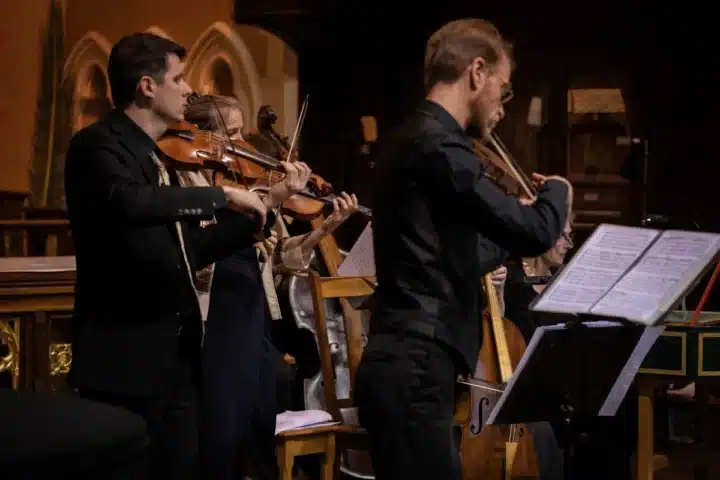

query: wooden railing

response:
[0,219,73,257]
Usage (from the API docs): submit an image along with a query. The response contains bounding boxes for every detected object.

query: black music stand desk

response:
[485,318,664,480]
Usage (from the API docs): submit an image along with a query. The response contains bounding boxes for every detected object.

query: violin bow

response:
[209,95,249,189]
[284,94,309,165]
[272,95,310,216]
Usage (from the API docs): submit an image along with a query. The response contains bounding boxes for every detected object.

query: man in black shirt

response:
[64,33,296,479]
[355,19,572,479]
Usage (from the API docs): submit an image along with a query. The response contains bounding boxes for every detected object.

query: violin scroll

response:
[257,105,279,132]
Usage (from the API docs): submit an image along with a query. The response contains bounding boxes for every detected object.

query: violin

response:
[157,119,367,220]
[249,103,373,219]
[472,133,537,201]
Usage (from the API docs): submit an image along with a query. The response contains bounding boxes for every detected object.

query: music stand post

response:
[485,317,648,480]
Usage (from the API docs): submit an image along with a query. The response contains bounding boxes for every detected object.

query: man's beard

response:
[466,121,492,141]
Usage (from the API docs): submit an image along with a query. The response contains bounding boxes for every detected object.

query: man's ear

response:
[469,57,488,92]
[138,75,157,100]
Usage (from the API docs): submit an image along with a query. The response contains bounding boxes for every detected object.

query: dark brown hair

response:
[424,18,513,91]
[108,32,186,109]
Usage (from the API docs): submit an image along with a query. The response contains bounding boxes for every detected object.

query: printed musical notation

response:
[531,224,720,325]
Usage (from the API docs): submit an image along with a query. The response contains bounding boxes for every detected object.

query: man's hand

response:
[326,192,360,228]
[531,173,572,189]
[222,186,268,228]
[530,173,574,207]
[491,265,507,287]
[256,230,278,262]
[264,161,313,209]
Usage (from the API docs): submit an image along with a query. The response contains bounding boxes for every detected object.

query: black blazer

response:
[64,109,260,396]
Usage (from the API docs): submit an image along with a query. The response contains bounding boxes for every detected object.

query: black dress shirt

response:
[371,99,569,373]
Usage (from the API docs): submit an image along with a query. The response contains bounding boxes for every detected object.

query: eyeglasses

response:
[486,67,514,105]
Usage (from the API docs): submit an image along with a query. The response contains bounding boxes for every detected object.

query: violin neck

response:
[225,143,280,171]
[297,190,372,218]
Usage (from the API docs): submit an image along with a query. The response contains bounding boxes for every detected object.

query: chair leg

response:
[276,442,294,480]
[321,435,336,480]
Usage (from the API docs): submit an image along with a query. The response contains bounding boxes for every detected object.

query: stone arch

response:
[63,31,112,86]
[185,21,262,130]
[235,24,299,137]
[63,31,113,132]
[145,26,174,40]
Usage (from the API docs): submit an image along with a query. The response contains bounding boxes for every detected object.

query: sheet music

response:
[590,230,720,324]
[337,222,375,277]
[532,225,660,315]
[275,409,339,434]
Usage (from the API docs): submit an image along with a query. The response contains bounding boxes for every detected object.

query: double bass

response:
[456,133,541,480]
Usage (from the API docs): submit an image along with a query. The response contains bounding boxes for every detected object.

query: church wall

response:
[0,0,299,207]
[0,1,51,194]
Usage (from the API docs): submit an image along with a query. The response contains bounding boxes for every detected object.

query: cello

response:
[457,132,541,480]
[251,103,376,477]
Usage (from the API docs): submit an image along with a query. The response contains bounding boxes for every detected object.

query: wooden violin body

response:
[157,119,361,220]
[472,135,537,201]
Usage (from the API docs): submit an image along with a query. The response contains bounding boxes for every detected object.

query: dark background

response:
[237,1,718,308]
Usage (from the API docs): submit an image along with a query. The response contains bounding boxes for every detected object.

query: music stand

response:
[484,317,663,480]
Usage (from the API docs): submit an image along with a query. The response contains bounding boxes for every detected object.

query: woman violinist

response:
[172,94,360,480]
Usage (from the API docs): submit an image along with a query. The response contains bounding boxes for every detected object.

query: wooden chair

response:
[275,424,337,480]
[308,270,377,474]
[274,354,338,480]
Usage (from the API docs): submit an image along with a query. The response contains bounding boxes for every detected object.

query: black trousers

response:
[78,359,199,480]
[355,333,461,480]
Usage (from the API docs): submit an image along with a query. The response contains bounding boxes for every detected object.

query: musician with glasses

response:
[497,218,636,480]
[500,223,575,342]
[355,18,572,480]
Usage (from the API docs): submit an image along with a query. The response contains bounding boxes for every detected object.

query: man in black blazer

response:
[64,33,293,479]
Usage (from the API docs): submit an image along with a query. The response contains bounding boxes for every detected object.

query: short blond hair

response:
[424,18,512,91]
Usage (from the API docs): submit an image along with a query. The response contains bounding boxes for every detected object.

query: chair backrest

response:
[308,270,375,421]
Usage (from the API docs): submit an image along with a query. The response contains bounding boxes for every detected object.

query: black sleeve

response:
[64,136,230,227]
[188,210,277,270]
[427,138,569,258]
[477,236,509,273]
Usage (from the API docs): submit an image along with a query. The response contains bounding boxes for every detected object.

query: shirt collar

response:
[418,99,466,137]
[108,108,159,159]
